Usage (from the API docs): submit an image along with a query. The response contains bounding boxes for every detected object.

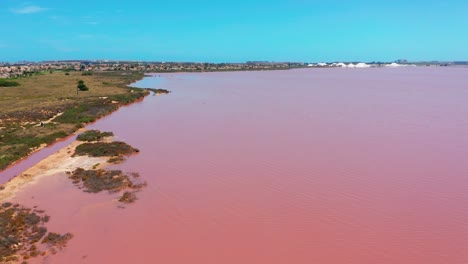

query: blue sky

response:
[1,0,467,62]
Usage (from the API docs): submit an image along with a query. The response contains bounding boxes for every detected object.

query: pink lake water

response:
[6,67,468,263]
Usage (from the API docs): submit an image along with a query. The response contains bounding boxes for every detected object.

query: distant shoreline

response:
[3,60,466,79]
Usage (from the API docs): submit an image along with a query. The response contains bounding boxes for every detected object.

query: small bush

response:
[78,84,88,91]
[77,130,114,142]
[0,79,20,87]
[119,191,137,203]
[77,80,89,91]
[41,232,73,248]
[81,71,93,76]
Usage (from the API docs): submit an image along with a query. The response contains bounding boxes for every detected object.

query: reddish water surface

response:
[7,67,468,263]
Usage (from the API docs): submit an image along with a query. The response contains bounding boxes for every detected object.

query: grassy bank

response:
[0,71,151,171]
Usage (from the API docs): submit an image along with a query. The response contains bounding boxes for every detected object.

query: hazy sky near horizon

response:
[1,0,467,62]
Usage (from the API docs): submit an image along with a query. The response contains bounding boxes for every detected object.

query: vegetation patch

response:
[0,203,72,262]
[0,79,20,87]
[108,89,147,104]
[69,168,145,203]
[0,131,68,148]
[118,191,137,203]
[145,88,170,94]
[53,100,117,125]
[77,80,89,91]
[41,232,73,249]
[69,168,132,193]
[76,130,114,142]
[107,155,126,164]
[74,141,139,157]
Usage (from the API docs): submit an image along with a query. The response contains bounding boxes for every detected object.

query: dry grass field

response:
[0,71,143,114]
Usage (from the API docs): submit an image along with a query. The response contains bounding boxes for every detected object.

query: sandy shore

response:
[0,136,111,202]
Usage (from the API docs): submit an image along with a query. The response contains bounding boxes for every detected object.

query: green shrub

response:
[0,79,20,87]
[77,84,88,91]
[0,131,67,148]
[53,101,117,124]
[74,141,139,157]
[77,130,114,142]
[77,80,89,91]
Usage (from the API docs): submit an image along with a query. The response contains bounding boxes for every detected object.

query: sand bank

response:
[0,136,110,203]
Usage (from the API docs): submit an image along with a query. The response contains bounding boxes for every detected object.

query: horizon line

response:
[1,59,467,64]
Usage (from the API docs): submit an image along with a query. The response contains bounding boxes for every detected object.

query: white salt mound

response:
[386,62,401,67]
[355,63,371,68]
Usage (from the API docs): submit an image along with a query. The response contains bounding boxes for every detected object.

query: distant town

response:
[0,60,466,79]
